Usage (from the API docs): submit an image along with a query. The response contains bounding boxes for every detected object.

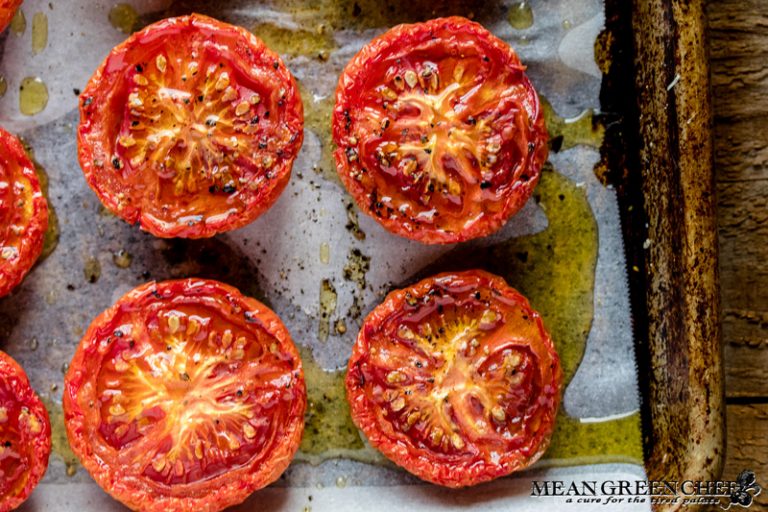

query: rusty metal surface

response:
[629,0,724,508]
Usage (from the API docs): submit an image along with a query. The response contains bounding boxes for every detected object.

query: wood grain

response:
[707,1,768,399]
[724,404,768,508]
[706,0,768,493]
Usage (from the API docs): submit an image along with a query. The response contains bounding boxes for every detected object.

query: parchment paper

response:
[0,0,645,510]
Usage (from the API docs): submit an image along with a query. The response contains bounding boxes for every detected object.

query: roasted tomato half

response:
[0,351,51,512]
[63,279,306,512]
[333,17,547,244]
[346,270,561,487]
[0,127,48,298]
[78,14,304,238]
[0,1,22,34]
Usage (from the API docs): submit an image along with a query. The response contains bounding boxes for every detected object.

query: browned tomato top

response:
[0,351,51,512]
[346,270,561,487]
[0,127,48,298]
[334,17,547,244]
[64,279,305,512]
[78,14,303,238]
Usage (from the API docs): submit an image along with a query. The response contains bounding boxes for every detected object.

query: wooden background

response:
[707,0,768,505]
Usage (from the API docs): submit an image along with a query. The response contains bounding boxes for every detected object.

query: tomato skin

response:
[63,279,306,512]
[333,17,547,244]
[346,270,561,487]
[0,1,21,33]
[0,351,52,512]
[78,14,304,239]
[0,127,48,298]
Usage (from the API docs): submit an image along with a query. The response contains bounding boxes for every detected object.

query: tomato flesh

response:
[78,14,303,238]
[0,127,48,298]
[334,17,547,243]
[64,279,306,512]
[346,270,561,487]
[0,351,51,511]
[0,1,21,33]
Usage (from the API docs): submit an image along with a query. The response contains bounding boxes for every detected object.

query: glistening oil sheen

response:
[21,141,60,261]
[298,168,642,467]
[41,397,79,477]
[110,0,642,470]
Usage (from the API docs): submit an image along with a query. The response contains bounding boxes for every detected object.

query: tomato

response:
[0,127,48,298]
[346,270,561,487]
[78,14,304,239]
[0,351,51,512]
[0,1,21,34]
[63,279,306,512]
[333,17,547,244]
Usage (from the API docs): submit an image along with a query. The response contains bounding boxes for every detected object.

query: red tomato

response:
[0,1,21,34]
[0,350,51,512]
[333,17,547,244]
[63,279,306,512]
[78,14,304,239]
[346,270,561,487]
[0,127,48,298]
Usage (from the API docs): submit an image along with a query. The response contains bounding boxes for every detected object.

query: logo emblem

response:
[722,470,762,509]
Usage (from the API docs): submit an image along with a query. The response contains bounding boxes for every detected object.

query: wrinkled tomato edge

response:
[333,16,547,244]
[0,350,52,512]
[345,269,561,487]
[0,1,22,34]
[77,13,303,239]
[63,279,306,512]
[0,127,49,298]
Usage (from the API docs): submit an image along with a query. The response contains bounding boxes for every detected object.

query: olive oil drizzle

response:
[298,346,384,464]
[123,0,639,470]
[21,142,60,262]
[252,22,337,57]
[10,8,25,36]
[41,397,79,477]
[299,169,641,466]
[542,97,604,152]
[108,3,139,34]
[31,12,48,55]
[34,162,60,261]
[18,77,48,116]
[300,83,339,185]
[507,2,534,30]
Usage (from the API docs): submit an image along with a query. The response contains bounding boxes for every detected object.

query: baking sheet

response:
[0,0,644,510]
